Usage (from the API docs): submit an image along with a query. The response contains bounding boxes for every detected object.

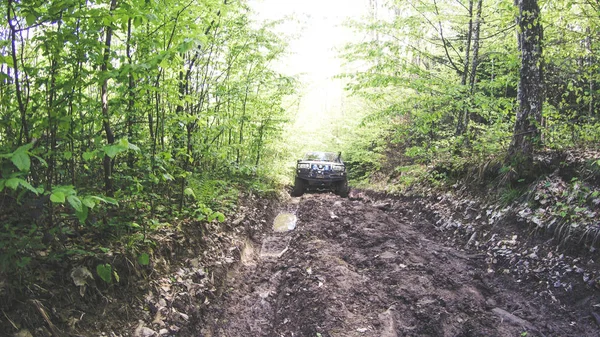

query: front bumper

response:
[296,169,346,185]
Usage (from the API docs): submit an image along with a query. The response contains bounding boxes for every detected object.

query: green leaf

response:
[76,206,88,224]
[25,13,37,26]
[6,178,19,190]
[104,145,123,158]
[0,179,5,192]
[82,196,96,209]
[64,151,73,160]
[50,191,66,203]
[159,57,170,69]
[16,257,31,269]
[96,264,112,283]
[113,270,120,283]
[90,195,119,205]
[0,55,13,68]
[11,151,30,172]
[184,187,196,198]
[31,154,47,167]
[133,16,143,27]
[82,151,96,161]
[208,211,226,223]
[19,180,39,195]
[67,195,83,212]
[138,253,150,266]
[128,142,140,152]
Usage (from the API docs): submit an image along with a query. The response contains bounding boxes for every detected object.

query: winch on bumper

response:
[291,152,350,197]
[296,163,346,185]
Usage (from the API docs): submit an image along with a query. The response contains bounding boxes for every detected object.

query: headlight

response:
[297,163,310,169]
[332,165,345,171]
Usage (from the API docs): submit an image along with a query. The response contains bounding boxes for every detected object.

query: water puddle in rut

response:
[273,212,297,232]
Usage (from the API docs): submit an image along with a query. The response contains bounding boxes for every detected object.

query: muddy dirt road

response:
[198,193,598,336]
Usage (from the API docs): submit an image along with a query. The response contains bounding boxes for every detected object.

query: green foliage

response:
[500,187,523,206]
[9,144,33,172]
[0,224,42,273]
[529,176,600,247]
[96,263,113,284]
[339,0,600,189]
[49,185,118,223]
[0,0,294,283]
[138,253,150,266]
[0,143,40,196]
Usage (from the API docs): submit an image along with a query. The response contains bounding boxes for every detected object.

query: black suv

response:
[292,151,349,197]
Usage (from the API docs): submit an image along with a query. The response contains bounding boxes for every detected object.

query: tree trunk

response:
[507,0,543,162]
[455,0,473,136]
[126,17,135,167]
[101,0,118,195]
[7,0,29,144]
[585,28,594,119]
[237,64,254,165]
[461,0,483,137]
[46,14,63,191]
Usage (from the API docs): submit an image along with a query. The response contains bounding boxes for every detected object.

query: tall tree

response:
[101,0,118,195]
[507,0,543,161]
[6,0,29,144]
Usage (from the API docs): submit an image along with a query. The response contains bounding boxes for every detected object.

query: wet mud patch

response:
[197,193,600,336]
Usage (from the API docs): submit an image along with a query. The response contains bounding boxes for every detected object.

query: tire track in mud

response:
[199,194,596,337]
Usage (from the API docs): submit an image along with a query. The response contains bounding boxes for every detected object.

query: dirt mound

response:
[198,193,600,336]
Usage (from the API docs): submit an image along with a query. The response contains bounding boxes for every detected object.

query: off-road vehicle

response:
[291,151,349,197]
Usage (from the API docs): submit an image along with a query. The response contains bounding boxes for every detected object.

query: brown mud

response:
[197,193,600,337]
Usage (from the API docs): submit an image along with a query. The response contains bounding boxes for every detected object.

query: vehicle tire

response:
[336,179,349,198]
[291,177,305,197]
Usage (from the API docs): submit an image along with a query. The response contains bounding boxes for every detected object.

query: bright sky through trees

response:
[250,0,370,151]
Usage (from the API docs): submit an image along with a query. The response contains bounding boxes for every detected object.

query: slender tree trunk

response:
[462,0,483,137]
[126,17,135,167]
[585,28,594,119]
[46,15,63,191]
[237,78,251,165]
[456,0,473,136]
[7,0,29,144]
[70,7,83,186]
[101,0,118,195]
[461,0,473,87]
[507,0,543,162]
[255,121,265,167]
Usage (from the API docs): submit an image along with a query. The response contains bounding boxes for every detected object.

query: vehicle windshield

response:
[303,152,340,163]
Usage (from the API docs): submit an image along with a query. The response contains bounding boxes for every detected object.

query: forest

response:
[1,0,600,335]
[340,0,598,175]
[1,0,294,274]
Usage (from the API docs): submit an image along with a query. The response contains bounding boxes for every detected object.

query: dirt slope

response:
[197,193,599,337]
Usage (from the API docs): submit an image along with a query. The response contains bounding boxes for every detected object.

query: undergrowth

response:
[352,142,600,252]
[0,145,282,307]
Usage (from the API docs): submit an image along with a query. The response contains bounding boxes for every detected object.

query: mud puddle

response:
[273,212,297,232]
[197,193,599,336]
